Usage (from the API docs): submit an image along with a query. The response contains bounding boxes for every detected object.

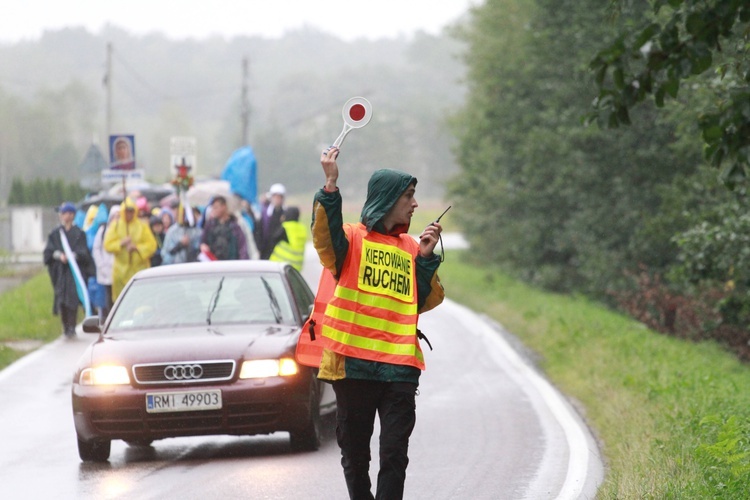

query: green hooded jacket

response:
[311,168,444,384]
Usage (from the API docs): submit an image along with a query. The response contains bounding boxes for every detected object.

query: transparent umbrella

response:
[186,180,241,212]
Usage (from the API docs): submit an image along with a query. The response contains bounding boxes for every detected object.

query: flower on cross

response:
[171,161,194,191]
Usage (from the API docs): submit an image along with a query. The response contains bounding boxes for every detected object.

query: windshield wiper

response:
[206,277,225,325]
[261,277,282,324]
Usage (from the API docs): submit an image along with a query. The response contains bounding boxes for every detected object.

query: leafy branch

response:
[589,0,750,188]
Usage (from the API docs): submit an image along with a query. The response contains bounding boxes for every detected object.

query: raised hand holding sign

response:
[331,96,372,148]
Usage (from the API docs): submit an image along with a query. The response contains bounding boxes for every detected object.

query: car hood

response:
[82,323,301,367]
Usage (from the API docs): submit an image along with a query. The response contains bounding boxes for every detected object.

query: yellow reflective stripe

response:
[273,244,304,258]
[334,285,416,315]
[270,244,304,263]
[323,324,421,357]
[326,304,414,336]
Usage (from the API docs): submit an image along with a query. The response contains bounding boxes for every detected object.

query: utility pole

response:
[241,56,250,147]
[105,43,113,142]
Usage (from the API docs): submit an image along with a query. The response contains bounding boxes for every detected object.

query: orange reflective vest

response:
[296,268,333,368]
[319,223,424,369]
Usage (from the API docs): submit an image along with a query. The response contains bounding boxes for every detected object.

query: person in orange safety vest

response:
[309,145,445,500]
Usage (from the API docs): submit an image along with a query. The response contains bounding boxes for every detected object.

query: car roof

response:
[131,260,291,281]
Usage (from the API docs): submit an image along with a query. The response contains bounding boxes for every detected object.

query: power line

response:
[112,49,172,101]
[111,47,234,104]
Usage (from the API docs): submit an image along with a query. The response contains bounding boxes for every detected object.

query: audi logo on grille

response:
[164,364,204,380]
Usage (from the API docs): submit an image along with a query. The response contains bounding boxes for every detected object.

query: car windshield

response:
[108,272,296,332]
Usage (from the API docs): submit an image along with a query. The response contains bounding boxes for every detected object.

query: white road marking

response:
[443,299,602,499]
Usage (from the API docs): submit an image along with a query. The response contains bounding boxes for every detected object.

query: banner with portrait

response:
[109,134,136,170]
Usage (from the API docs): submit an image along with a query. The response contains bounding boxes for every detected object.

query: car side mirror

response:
[82,316,102,334]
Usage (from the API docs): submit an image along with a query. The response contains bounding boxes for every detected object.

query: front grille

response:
[90,402,286,437]
[133,360,235,384]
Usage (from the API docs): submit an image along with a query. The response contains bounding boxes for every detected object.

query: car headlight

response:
[79,365,131,386]
[239,358,299,379]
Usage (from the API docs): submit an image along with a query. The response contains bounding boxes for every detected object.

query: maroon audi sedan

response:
[72,260,335,462]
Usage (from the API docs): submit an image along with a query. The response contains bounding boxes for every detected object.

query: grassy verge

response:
[439,251,750,498]
[0,272,60,369]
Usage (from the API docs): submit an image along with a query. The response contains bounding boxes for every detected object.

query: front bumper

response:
[72,372,314,442]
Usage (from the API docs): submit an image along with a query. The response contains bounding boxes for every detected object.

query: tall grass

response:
[439,251,750,498]
[0,272,60,368]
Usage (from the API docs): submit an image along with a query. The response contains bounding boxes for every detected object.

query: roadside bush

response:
[612,266,750,361]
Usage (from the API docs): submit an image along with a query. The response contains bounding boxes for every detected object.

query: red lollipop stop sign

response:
[349,103,367,121]
[332,97,372,148]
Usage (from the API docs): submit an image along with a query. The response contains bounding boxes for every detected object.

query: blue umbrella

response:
[221,146,258,205]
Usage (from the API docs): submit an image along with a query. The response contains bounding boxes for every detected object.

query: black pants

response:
[101,285,113,320]
[60,306,78,336]
[332,379,418,500]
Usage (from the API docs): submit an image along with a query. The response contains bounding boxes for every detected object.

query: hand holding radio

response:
[419,206,450,259]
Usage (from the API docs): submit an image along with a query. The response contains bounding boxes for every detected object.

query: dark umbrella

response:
[76,193,124,212]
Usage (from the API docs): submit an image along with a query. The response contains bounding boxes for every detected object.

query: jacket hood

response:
[119,197,137,223]
[83,205,99,230]
[360,169,417,234]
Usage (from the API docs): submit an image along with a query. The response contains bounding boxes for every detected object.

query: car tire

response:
[77,435,111,462]
[289,376,322,452]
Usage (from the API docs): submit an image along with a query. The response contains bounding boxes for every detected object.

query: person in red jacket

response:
[312,146,445,500]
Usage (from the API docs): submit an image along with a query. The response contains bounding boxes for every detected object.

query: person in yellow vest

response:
[312,146,445,500]
[269,206,307,271]
[103,197,158,300]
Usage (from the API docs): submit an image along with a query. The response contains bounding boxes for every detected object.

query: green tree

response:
[589,0,750,187]
[588,1,750,335]
[6,177,85,206]
[7,178,25,205]
[450,0,697,295]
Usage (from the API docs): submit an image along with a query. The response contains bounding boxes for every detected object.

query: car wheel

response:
[289,376,322,452]
[77,435,111,462]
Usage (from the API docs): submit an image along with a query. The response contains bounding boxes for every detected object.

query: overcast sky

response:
[1,0,478,43]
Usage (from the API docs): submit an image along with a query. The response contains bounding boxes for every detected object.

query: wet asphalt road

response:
[0,237,602,499]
